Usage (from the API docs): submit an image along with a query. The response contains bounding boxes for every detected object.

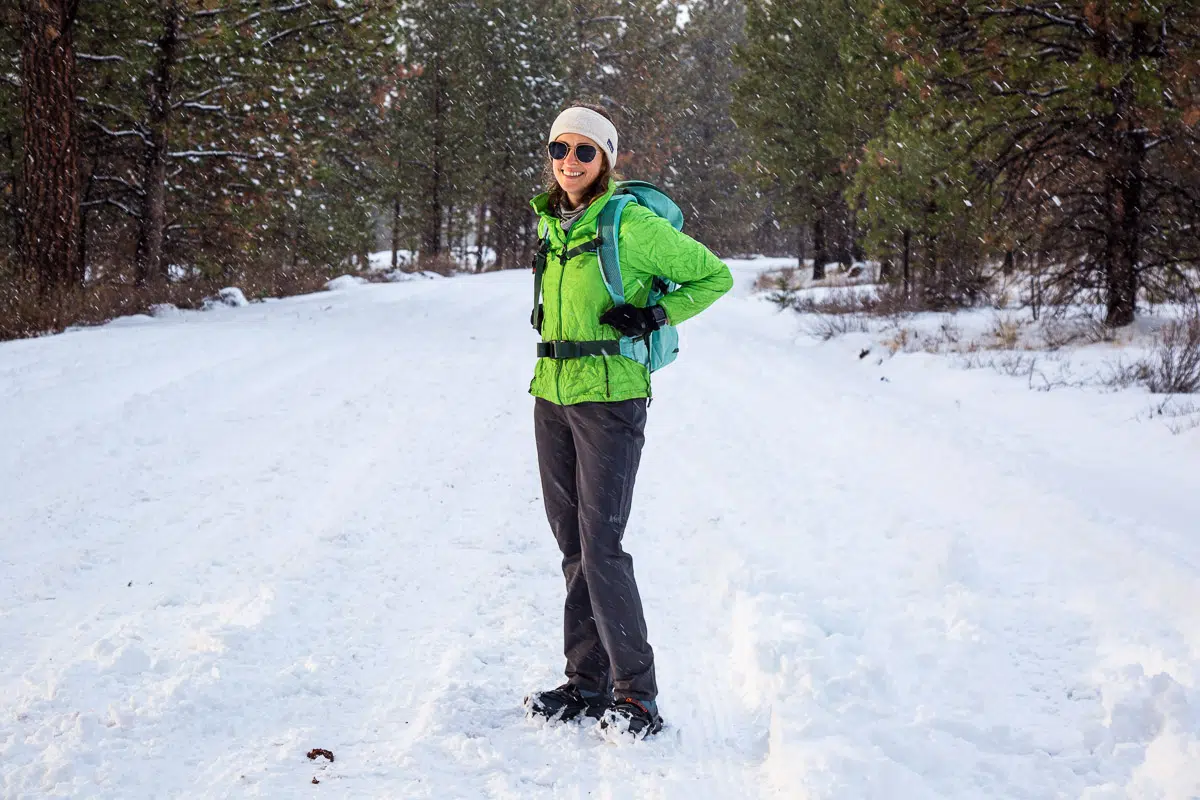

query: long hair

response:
[544,102,621,214]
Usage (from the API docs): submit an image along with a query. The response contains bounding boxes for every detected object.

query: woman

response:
[524,104,733,737]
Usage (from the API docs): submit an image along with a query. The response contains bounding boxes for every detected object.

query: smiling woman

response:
[522,103,734,740]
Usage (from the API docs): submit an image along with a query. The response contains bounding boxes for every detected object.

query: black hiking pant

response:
[534,397,657,702]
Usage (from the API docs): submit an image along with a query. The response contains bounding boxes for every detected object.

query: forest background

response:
[3,0,1198,339]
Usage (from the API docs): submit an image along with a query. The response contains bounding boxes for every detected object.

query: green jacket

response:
[529,181,734,405]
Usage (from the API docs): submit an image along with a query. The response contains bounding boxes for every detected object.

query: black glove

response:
[599,304,668,338]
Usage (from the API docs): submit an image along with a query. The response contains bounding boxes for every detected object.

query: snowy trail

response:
[2,265,1199,798]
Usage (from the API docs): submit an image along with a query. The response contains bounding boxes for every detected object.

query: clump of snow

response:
[149,304,183,318]
[220,288,249,307]
[382,269,443,283]
[101,314,156,328]
[325,275,369,291]
[203,287,249,309]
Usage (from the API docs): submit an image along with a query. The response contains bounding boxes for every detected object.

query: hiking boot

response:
[524,683,610,723]
[599,697,663,738]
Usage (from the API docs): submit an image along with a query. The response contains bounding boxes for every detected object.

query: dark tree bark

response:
[474,202,487,272]
[135,0,181,286]
[19,0,81,298]
[3,131,20,256]
[391,194,402,270]
[421,52,445,261]
[1100,19,1149,328]
[811,214,827,281]
[902,228,912,299]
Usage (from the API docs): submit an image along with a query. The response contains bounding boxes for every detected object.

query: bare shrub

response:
[870,282,921,317]
[1037,317,1087,351]
[415,252,459,277]
[754,267,799,294]
[1144,313,1200,394]
[790,286,865,315]
[1145,396,1200,435]
[1080,314,1118,344]
[987,315,1024,350]
[1099,358,1153,391]
[938,316,962,346]
[885,327,916,354]
[959,351,1039,378]
[806,313,871,341]
[0,263,339,341]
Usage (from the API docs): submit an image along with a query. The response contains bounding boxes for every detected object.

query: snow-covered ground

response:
[2,259,1199,798]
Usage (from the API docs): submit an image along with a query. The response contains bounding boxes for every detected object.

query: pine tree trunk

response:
[1103,141,1143,328]
[19,0,81,299]
[493,187,512,271]
[5,131,22,258]
[135,0,180,287]
[475,203,488,272]
[1031,250,1042,322]
[391,195,402,270]
[1101,21,1148,328]
[421,54,445,261]
[902,228,912,299]
[811,215,827,281]
[77,162,93,284]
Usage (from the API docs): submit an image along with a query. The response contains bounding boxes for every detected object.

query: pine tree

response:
[883,0,1200,324]
[733,0,858,277]
[19,0,82,298]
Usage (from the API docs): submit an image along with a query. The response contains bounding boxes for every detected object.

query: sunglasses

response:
[547,141,599,163]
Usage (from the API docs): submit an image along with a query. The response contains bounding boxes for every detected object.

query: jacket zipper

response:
[554,225,570,405]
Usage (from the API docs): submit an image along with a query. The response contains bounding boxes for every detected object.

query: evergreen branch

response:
[230,1,314,30]
[92,122,151,145]
[263,16,343,47]
[82,198,142,218]
[176,84,235,106]
[192,0,307,19]
[78,98,146,128]
[168,149,275,159]
[92,175,146,196]
[177,102,227,114]
[977,5,1094,36]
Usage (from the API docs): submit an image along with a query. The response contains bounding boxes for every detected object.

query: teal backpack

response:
[532,180,682,373]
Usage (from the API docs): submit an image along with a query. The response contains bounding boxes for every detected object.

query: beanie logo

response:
[607,139,614,153]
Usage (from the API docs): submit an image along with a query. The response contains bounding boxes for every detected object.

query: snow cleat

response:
[524,683,611,723]
[598,697,663,739]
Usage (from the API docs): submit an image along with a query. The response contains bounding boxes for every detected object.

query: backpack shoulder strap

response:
[597,193,635,305]
[531,228,550,331]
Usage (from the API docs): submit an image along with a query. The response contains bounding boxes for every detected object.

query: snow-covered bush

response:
[202,288,249,309]
[1145,313,1200,394]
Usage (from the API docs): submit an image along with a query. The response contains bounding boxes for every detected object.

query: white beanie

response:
[548,107,619,166]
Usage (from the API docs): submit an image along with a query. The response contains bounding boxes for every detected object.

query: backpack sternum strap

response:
[562,237,602,262]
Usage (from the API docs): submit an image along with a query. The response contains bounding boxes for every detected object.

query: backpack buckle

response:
[536,341,584,359]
